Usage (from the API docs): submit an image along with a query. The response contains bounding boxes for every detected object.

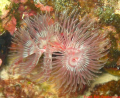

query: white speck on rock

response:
[0,69,9,80]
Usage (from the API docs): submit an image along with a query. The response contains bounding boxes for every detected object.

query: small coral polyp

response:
[9,12,110,94]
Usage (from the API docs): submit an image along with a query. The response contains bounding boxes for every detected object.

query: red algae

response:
[90,79,120,96]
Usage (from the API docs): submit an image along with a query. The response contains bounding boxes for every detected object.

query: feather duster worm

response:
[9,12,110,94]
[9,14,53,82]
[49,14,111,93]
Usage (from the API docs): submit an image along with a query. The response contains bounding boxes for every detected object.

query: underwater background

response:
[0,0,120,98]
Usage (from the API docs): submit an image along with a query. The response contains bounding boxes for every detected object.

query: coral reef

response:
[0,0,53,35]
[90,79,120,96]
[0,76,56,98]
[0,0,120,97]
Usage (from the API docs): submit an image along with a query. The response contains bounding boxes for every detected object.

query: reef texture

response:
[0,0,120,97]
[0,77,58,98]
[90,79,120,96]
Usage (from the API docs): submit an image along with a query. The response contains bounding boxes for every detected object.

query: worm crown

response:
[9,12,110,94]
